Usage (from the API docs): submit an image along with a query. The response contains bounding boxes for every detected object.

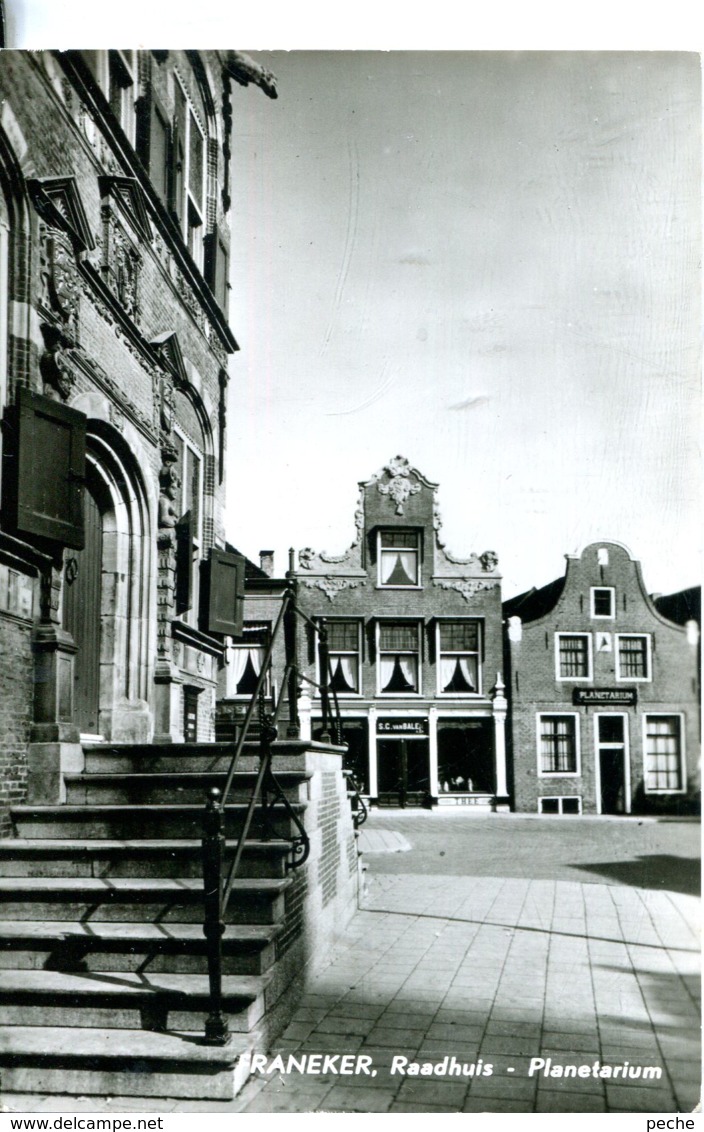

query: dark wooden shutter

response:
[204,229,229,311]
[200,548,245,636]
[175,510,194,614]
[4,388,86,549]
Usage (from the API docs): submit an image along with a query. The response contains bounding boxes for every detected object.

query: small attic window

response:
[597,547,609,566]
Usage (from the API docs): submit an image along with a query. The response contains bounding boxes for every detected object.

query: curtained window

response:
[325,620,361,694]
[644,716,683,792]
[438,620,480,694]
[378,622,419,694]
[539,715,578,774]
[617,635,650,680]
[556,634,591,679]
[378,530,420,587]
[227,623,270,696]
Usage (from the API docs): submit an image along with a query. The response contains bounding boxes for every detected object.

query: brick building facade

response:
[261,456,510,810]
[0,49,275,831]
[503,541,700,816]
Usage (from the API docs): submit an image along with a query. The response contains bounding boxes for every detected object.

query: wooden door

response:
[63,483,103,734]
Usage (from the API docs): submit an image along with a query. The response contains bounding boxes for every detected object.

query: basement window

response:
[539,796,582,815]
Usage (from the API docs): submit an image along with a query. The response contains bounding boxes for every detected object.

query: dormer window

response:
[378,530,420,587]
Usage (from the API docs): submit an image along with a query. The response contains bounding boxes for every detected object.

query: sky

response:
[226,51,701,598]
[6,6,702,600]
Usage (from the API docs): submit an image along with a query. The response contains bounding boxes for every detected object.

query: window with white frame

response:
[228,623,270,697]
[591,587,615,618]
[84,51,137,144]
[644,715,684,792]
[539,796,582,815]
[378,530,420,587]
[616,634,651,680]
[437,620,481,694]
[323,620,361,695]
[538,714,579,775]
[173,79,206,271]
[378,621,420,694]
[556,633,592,680]
[173,429,203,546]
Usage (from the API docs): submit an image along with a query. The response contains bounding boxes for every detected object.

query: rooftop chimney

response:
[259,550,274,577]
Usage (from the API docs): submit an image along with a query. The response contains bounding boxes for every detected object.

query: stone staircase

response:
[0,741,316,1101]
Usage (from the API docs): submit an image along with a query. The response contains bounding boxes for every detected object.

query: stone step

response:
[0,920,282,976]
[0,1025,254,1100]
[63,771,310,806]
[0,876,291,925]
[81,739,330,774]
[0,838,291,879]
[0,968,270,1032]
[11,803,307,841]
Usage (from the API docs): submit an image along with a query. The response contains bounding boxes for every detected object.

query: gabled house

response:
[503,542,700,815]
[287,456,509,809]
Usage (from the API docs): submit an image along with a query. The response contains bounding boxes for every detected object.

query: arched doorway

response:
[61,421,154,742]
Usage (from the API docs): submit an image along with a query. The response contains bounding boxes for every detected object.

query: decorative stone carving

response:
[109,403,125,432]
[298,548,316,570]
[39,227,81,334]
[101,206,142,324]
[480,550,499,573]
[159,375,175,438]
[300,577,367,602]
[158,447,181,529]
[433,578,499,603]
[377,455,422,515]
[40,334,78,401]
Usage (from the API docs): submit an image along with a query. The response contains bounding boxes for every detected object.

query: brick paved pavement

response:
[2,817,700,1114]
[231,860,700,1113]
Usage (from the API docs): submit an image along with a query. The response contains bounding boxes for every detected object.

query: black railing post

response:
[284,550,300,738]
[202,787,229,1045]
[318,617,331,742]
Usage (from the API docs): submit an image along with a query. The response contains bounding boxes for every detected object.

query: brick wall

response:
[0,613,34,836]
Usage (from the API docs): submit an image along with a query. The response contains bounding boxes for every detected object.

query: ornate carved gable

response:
[27,176,95,253]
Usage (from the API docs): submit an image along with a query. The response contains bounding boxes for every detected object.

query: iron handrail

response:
[201,576,346,1044]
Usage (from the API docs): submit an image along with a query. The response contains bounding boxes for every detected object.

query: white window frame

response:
[436,618,482,697]
[538,796,583,815]
[228,622,271,698]
[614,633,652,682]
[0,190,8,420]
[175,76,206,272]
[536,712,581,778]
[555,632,593,681]
[642,713,686,795]
[173,426,204,549]
[376,620,422,697]
[317,618,362,698]
[107,50,137,145]
[377,529,421,589]
[594,712,631,815]
[590,586,615,619]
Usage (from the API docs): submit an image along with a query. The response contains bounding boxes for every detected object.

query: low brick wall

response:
[0,614,34,837]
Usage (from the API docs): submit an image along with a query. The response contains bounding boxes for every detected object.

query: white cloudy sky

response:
[226,51,700,597]
[8,6,701,599]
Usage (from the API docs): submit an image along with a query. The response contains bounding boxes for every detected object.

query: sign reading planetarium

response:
[572,688,638,706]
